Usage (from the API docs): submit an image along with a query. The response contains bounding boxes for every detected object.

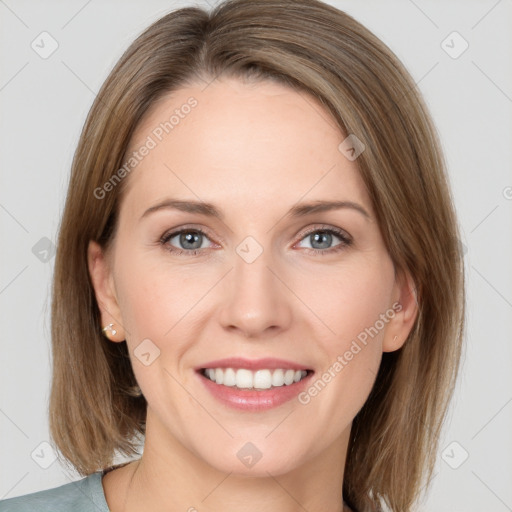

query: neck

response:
[111,407,351,512]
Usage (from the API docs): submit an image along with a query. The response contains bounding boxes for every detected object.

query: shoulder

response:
[0,472,109,512]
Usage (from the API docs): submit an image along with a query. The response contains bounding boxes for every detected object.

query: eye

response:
[295,226,352,255]
[160,227,215,256]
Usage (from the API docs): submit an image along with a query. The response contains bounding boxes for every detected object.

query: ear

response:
[382,269,418,352]
[87,240,125,342]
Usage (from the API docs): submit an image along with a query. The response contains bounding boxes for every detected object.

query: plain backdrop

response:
[1,1,511,511]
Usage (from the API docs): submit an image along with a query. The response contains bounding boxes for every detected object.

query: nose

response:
[218,248,293,339]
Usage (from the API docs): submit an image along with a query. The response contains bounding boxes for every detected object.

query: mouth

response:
[194,357,315,410]
[196,365,315,411]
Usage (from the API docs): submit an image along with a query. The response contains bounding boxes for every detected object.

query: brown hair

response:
[49,1,465,510]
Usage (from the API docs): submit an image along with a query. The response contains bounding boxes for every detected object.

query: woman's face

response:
[89,77,416,476]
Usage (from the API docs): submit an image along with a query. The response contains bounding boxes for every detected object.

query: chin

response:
[197,438,309,478]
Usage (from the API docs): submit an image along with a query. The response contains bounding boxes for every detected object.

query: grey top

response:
[0,472,110,512]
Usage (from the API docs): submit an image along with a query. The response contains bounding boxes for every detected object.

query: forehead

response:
[119,77,370,220]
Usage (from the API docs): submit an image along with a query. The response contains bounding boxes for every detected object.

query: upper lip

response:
[196,357,313,372]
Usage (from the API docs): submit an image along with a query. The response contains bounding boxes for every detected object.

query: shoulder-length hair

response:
[49,1,465,510]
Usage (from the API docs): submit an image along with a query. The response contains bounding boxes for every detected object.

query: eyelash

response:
[159,225,353,257]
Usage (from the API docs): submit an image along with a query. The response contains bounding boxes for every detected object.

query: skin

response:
[88,77,418,512]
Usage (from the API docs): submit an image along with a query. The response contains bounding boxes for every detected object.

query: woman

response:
[1,0,465,511]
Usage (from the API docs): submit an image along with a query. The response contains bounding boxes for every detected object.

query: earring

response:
[393,335,398,342]
[102,323,117,337]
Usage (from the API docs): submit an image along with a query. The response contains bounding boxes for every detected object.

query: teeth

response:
[202,368,309,390]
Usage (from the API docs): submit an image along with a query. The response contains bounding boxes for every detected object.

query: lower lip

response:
[196,370,313,411]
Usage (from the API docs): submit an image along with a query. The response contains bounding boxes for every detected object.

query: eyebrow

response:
[140,198,370,221]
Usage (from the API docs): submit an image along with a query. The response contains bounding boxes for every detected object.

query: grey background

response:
[1,1,511,510]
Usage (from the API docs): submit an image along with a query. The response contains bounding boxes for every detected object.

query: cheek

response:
[298,259,395,423]
[304,255,396,343]
[113,258,195,403]
[114,249,202,338]
[113,254,212,394]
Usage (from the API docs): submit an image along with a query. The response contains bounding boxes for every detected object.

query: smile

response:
[201,367,311,390]
[196,366,315,411]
